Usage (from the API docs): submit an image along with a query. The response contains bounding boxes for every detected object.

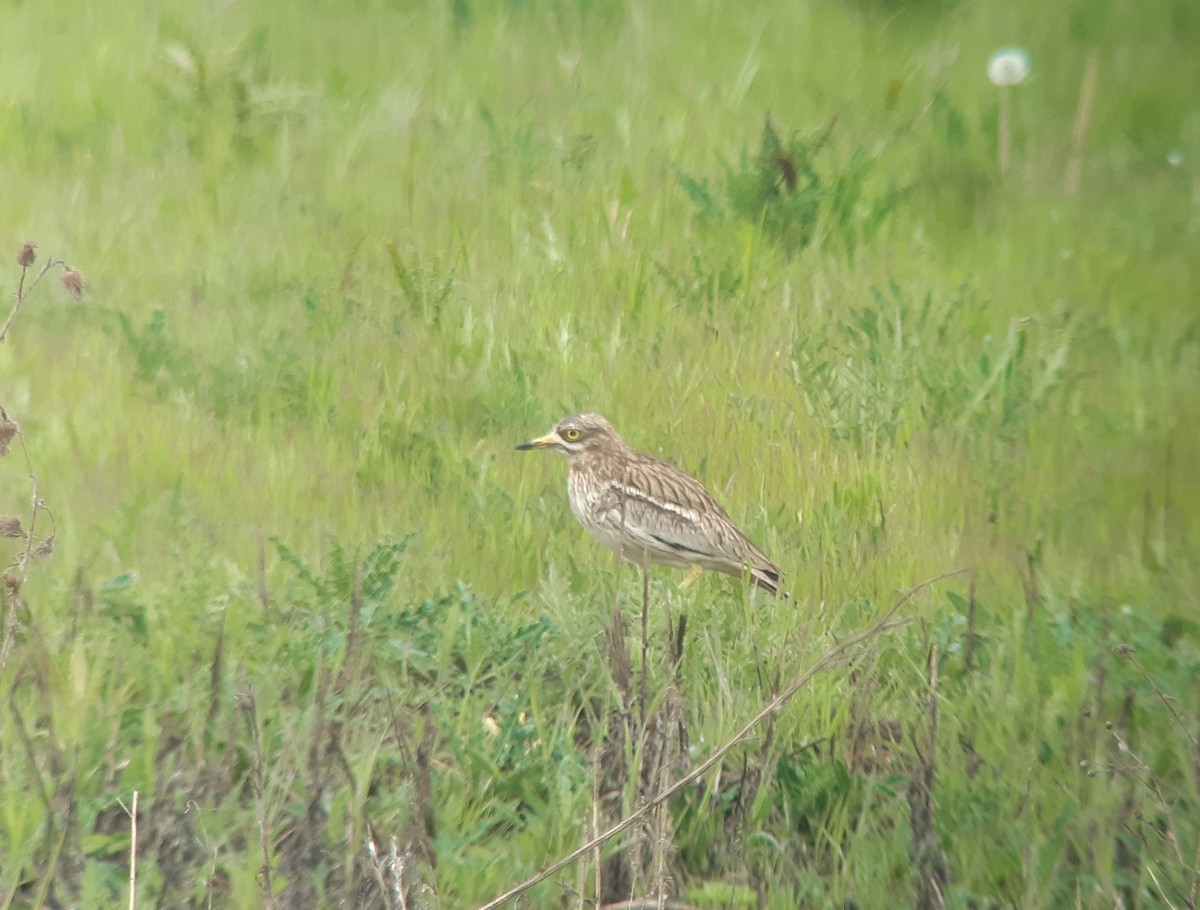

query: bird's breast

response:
[566,463,634,549]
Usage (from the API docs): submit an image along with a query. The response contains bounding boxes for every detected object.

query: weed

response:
[676,117,904,258]
[1,242,79,668]
[156,31,310,162]
[787,281,1078,450]
[387,242,457,329]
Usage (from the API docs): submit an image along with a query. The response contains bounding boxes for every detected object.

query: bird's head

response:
[516,412,624,458]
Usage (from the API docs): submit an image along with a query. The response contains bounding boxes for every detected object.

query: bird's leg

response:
[679,564,704,589]
[639,564,650,726]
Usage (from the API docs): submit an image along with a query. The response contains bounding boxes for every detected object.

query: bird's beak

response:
[516,431,559,451]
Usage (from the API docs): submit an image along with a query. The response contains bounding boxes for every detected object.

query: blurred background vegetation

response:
[2,0,1197,906]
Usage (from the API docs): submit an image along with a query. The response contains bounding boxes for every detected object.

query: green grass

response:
[2,0,1198,906]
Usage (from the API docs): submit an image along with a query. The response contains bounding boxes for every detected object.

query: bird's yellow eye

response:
[563,428,582,442]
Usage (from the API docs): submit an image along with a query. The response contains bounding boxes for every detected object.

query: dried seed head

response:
[0,516,24,538]
[2,573,18,593]
[987,47,1031,87]
[17,242,37,268]
[61,266,84,301]
[0,414,17,456]
[33,534,55,559]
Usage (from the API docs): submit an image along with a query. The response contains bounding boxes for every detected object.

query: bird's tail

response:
[750,562,787,598]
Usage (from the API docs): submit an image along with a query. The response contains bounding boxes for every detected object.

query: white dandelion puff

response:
[987,47,1031,87]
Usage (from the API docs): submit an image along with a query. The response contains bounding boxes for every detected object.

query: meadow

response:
[2,0,1198,906]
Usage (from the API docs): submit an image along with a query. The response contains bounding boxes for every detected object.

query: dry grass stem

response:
[963,569,978,674]
[1,474,56,669]
[124,790,140,910]
[1065,50,1099,196]
[998,87,1011,177]
[239,685,275,905]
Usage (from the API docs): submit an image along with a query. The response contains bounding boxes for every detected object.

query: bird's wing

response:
[593,459,750,565]
[590,461,785,595]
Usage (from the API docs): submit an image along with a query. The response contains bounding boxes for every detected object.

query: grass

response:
[2,0,1198,906]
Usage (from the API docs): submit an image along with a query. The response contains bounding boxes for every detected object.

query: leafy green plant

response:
[676,117,904,257]
[788,282,1078,448]
[655,247,744,317]
[116,309,193,389]
[386,242,457,329]
[155,29,309,161]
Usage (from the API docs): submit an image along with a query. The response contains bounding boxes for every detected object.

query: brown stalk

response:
[257,535,272,620]
[962,569,978,674]
[909,645,950,910]
[1064,50,1099,196]
[335,563,364,694]
[238,685,274,904]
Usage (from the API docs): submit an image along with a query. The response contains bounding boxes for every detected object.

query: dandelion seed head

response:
[987,47,1031,87]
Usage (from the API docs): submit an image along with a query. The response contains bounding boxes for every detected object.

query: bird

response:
[517,412,783,595]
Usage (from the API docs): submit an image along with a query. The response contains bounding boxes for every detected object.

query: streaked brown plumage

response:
[517,413,783,595]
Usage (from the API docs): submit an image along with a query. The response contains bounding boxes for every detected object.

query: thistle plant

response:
[0,242,81,668]
[0,242,84,344]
